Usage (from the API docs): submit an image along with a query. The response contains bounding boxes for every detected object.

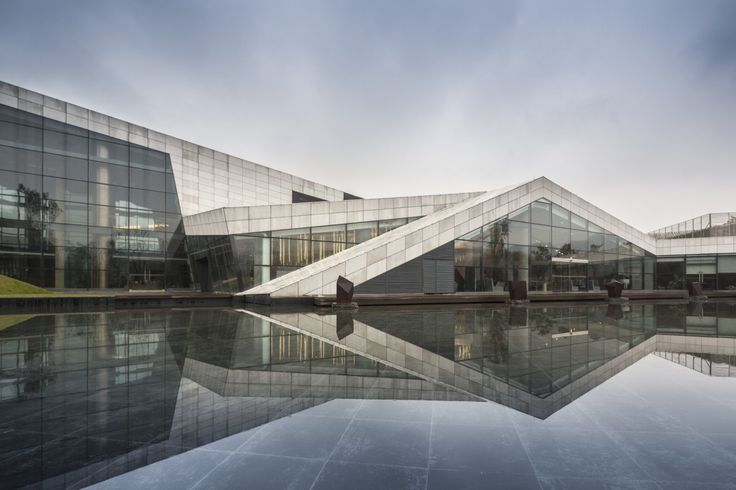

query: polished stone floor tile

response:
[294,399,363,419]
[312,461,427,490]
[606,429,736,485]
[515,427,650,481]
[200,428,257,452]
[427,469,541,490]
[536,477,662,489]
[193,453,323,490]
[238,414,350,459]
[430,423,533,475]
[331,418,430,467]
[354,399,434,423]
[90,449,227,490]
[431,400,511,427]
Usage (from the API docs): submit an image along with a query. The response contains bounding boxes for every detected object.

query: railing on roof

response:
[649,213,736,239]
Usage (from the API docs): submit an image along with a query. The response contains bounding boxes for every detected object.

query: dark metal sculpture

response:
[687,281,705,298]
[509,280,528,301]
[332,275,358,310]
[605,280,624,299]
[336,275,354,304]
[509,306,528,327]
[336,312,354,340]
[687,301,704,317]
[606,304,624,320]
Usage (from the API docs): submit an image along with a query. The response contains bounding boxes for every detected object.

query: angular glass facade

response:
[187,217,420,292]
[0,105,191,289]
[454,198,656,292]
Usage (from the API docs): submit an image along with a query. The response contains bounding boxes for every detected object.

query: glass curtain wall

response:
[0,105,191,289]
[188,217,418,292]
[656,255,736,290]
[454,198,655,292]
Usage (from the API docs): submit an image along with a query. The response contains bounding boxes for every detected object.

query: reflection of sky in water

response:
[1,305,736,489]
[95,354,736,489]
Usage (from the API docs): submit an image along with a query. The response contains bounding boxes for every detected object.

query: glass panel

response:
[129,189,166,212]
[43,176,87,203]
[43,153,88,181]
[90,182,128,207]
[346,221,378,243]
[272,228,310,240]
[0,105,42,127]
[570,213,587,230]
[455,266,481,292]
[551,204,570,228]
[618,238,633,256]
[130,167,166,191]
[89,160,129,186]
[718,255,736,273]
[233,235,270,266]
[603,234,618,254]
[686,256,717,275]
[0,145,43,174]
[90,138,128,165]
[509,205,530,222]
[129,230,166,253]
[378,218,408,234]
[570,229,587,258]
[271,238,310,267]
[90,204,128,229]
[455,240,481,266]
[482,242,505,291]
[46,224,87,248]
[508,221,529,245]
[531,201,551,225]
[459,226,483,241]
[529,243,551,292]
[531,224,551,248]
[0,121,43,150]
[311,224,346,243]
[588,232,604,253]
[482,219,508,244]
[53,201,88,226]
[130,145,166,172]
[165,192,181,215]
[43,130,88,159]
[552,227,571,256]
[588,221,604,233]
[165,172,178,194]
[129,209,167,232]
[89,227,127,249]
[311,240,348,262]
[1,170,43,197]
[507,245,529,270]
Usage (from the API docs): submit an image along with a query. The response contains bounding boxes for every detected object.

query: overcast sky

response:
[1,0,734,231]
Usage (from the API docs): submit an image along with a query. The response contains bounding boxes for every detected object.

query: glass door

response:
[551,258,589,292]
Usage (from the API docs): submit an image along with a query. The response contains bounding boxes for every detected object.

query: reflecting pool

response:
[1,301,736,489]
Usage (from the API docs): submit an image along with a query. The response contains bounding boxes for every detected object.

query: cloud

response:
[0,0,734,231]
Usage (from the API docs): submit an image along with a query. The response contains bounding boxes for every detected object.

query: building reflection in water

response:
[1,301,736,488]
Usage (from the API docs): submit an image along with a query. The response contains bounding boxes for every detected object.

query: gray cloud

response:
[1,0,734,231]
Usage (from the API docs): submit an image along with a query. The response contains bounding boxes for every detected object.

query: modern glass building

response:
[1,80,735,296]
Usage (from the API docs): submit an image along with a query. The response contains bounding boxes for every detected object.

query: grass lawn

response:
[0,274,52,295]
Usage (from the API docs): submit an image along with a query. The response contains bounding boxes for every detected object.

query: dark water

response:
[1,301,735,489]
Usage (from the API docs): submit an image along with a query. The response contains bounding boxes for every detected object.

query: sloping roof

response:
[240,177,658,297]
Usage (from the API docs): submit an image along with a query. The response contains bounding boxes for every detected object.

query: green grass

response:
[0,274,52,295]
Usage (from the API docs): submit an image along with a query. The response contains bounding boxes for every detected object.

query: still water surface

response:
[1,301,736,489]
